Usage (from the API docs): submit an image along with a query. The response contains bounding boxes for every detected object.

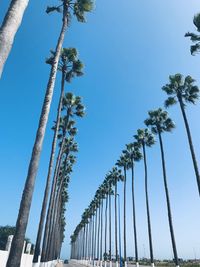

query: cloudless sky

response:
[0,0,200,261]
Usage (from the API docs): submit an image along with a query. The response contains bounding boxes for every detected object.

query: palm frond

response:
[164,97,177,108]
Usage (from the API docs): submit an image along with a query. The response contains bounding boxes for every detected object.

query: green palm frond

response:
[162,73,199,107]
[46,6,62,14]
[164,97,177,108]
[193,13,200,32]
[74,0,94,22]
[185,32,200,42]
[185,13,200,55]
[191,43,200,55]
[134,128,155,147]
[145,108,175,134]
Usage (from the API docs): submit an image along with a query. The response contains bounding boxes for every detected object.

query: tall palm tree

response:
[104,189,108,266]
[94,200,98,263]
[0,0,29,77]
[105,173,113,267]
[33,47,83,263]
[6,2,93,266]
[41,93,84,262]
[103,176,114,267]
[100,185,106,267]
[48,153,76,260]
[145,108,179,267]
[185,13,200,54]
[134,129,155,267]
[162,73,200,196]
[123,142,142,267]
[110,167,124,267]
[116,155,130,267]
[96,188,102,266]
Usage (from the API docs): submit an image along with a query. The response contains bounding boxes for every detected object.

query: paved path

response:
[63,261,83,267]
[63,261,153,267]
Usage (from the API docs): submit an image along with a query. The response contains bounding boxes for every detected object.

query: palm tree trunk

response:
[94,209,98,261]
[109,193,112,266]
[90,219,93,262]
[158,131,179,267]
[114,182,118,266]
[90,217,93,263]
[41,111,70,262]
[178,96,200,196]
[85,222,88,261]
[100,199,104,266]
[46,152,68,259]
[82,226,86,261]
[131,161,139,266]
[33,68,65,263]
[49,183,64,261]
[0,0,29,77]
[142,143,154,266]
[6,8,68,267]
[123,167,127,267]
[41,151,61,261]
[104,195,108,263]
[92,212,95,264]
[88,218,91,262]
[97,203,101,263]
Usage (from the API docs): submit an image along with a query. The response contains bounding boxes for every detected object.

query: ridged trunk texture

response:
[6,8,68,267]
[0,0,29,77]
[158,131,179,266]
[142,143,154,264]
[33,69,65,263]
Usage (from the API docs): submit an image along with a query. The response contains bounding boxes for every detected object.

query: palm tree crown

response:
[162,74,199,107]
[134,129,155,147]
[144,108,175,134]
[123,142,142,163]
[46,0,94,23]
[47,48,84,82]
[185,13,200,54]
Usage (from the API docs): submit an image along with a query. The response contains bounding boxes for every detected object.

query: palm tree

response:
[41,93,84,262]
[6,2,93,266]
[104,188,108,266]
[94,201,98,263]
[0,0,29,77]
[110,167,124,267]
[100,185,106,267]
[103,176,113,267]
[145,108,179,267]
[48,153,76,260]
[105,173,113,267]
[185,13,200,54]
[162,73,200,196]
[123,142,142,267]
[33,47,83,263]
[96,188,102,266]
[134,129,155,267]
[116,155,130,267]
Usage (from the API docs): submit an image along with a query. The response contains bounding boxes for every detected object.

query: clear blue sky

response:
[0,0,200,260]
